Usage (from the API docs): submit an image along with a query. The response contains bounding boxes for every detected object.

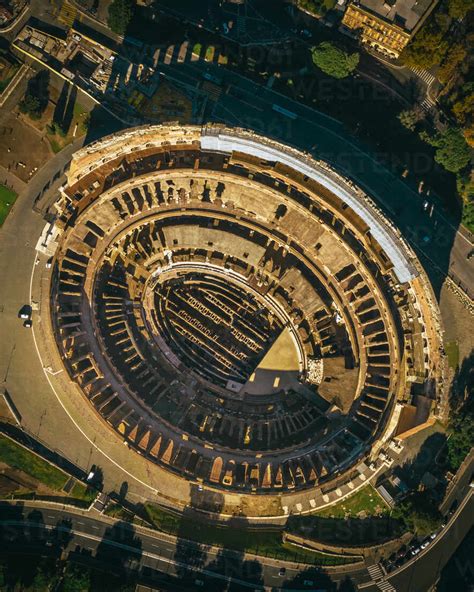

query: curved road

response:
[0,489,472,591]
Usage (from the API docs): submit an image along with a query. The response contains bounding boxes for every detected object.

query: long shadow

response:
[281,565,337,591]
[286,512,403,548]
[449,350,474,413]
[53,81,69,130]
[436,526,474,591]
[88,520,142,591]
[0,421,87,482]
[0,504,71,589]
[390,432,449,498]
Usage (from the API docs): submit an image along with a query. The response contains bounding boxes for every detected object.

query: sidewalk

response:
[0,164,26,195]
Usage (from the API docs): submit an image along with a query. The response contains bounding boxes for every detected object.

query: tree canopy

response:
[421,128,472,173]
[107,0,134,35]
[398,107,424,131]
[311,42,359,79]
[447,0,474,18]
[18,70,49,120]
[400,23,449,68]
[392,492,442,536]
[298,0,336,16]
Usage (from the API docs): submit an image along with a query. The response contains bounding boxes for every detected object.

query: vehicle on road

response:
[279,567,286,576]
[18,304,31,319]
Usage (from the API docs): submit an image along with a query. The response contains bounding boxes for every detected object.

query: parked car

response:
[23,319,32,328]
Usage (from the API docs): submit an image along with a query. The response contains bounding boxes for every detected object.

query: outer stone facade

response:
[47,124,444,494]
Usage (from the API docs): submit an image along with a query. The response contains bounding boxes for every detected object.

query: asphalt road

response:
[1,489,472,591]
[0,502,367,591]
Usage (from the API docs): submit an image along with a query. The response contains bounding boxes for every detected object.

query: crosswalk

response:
[421,96,435,112]
[58,1,77,27]
[411,67,436,86]
[376,580,397,591]
[367,563,384,581]
[410,67,437,112]
[367,563,397,591]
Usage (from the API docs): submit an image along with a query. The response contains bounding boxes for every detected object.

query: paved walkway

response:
[0,164,26,195]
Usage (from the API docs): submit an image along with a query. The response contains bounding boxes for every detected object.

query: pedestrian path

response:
[367,563,384,580]
[376,580,397,591]
[410,68,437,112]
[58,1,77,27]
[411,67,436,86]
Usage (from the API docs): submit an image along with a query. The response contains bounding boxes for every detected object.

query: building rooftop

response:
[353,0,435,31]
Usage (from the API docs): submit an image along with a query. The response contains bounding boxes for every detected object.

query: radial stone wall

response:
[48,124,442,494]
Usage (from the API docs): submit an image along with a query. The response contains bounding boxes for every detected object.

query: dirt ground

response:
[223,493,282,517]
[0,113,51,183]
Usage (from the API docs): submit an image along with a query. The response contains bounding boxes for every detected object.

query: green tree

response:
[446,353,474,467]
[19,94,41,119]
[62,563,91,592]
[398,107,424,131]
[447,414,474,469]
[420,128,471,173]
[311,42,359,79]
[447,0,474,18]
[298,0,336,16]
[19,70,50,120]
[438,44,467,84]
[107,0,134,35]
[400,23,449,68]
[392,492,442,536]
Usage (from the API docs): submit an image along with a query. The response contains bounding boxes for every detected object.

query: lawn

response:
[46,102,89,154]
[105,503,135,521]
[0,185,17,227]
[143,504,352,565]
[0,435,68,491]
[70,482,96,503]
[445,340,460,370]
[461,199,474,234]
[314,485,389,518]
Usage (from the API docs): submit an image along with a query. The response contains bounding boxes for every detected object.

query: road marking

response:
[29,258,162,498]
[367,563,384,580]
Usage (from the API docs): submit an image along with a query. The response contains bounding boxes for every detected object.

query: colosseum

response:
[43,124,444,498]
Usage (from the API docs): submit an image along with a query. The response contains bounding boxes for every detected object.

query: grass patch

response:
[0,435,68,491]
[315,485,389,518]
[0,185,17,227]
[104,503,135,522]
[445,340,460,370]
[70,482,96,503]
[48,137,62,154]
[143,504,352,565]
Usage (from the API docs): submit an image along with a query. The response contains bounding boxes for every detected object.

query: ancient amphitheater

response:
[44,124,444,497]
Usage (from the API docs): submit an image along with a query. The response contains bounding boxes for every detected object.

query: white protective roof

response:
[200,129,416,284]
